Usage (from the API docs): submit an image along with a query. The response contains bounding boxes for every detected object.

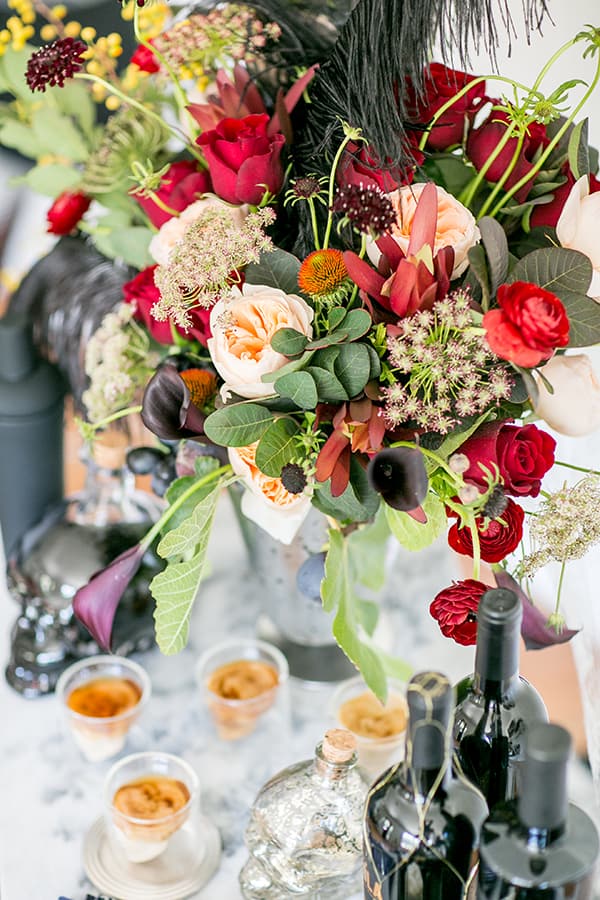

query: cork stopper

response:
[322,728,357,763]
[92,430,129,470]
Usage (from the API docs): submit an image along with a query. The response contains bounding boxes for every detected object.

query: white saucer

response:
[83,815,221,900]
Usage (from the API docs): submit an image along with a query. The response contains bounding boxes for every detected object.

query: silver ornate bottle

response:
[239,729,368,899]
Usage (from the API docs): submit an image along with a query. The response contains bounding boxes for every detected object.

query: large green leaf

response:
[334,308,372,341]
[478,217,509,297]
[334,342,371,398]
[385,491,447,551]
[31,107,89,162]
[0,46,33,99]
[163,458,221,532]
[204,403,274,446]
[313,457,379,523]
[568,118,590,180]
[274,370,318,409]
[245,248,301,294]
[92,227,153,268]
[270,328,308,356]
[348,507,391,592]
[255,418,299,477]
[13,163,81,196]
[467,244,490,309]
[308,365,348,402]
[435,411,491,462]
[0,120,44,159]
[55,80,97,140]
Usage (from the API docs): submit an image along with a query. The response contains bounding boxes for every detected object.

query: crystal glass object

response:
[239,729,368,899]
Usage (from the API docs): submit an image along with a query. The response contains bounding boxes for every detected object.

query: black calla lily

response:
[141,363,214,440]
[367,447,428,512]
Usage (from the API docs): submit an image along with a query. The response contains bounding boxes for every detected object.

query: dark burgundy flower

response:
[46,191,91,235]
[448,498,525,563]
[406,63,487,151]
[460,420,556,498]
[123,266,211,347]
[196,113,285,205]
[73,544,145,651]
[26,38,86,92]
[337,137,424,192]
[494,569,579,649]
[333,184,396,235]
[130,41,160,74]
[141,363,216,441]
[430,579,488,645]
[367,447,428,512]
[134,160,211,228]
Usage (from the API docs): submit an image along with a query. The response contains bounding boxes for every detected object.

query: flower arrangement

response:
[4,0,600,698]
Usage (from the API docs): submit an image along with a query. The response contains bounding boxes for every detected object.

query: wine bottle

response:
[478,723,599,898]
[364,671,488,900]
[453,587,548,808]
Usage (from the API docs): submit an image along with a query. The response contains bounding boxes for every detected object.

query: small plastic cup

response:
[56,655,151,762]
[331,675,408,779]
[104,751,200,864]
[196,638,289,741]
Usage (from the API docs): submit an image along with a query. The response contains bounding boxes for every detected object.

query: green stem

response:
[133,5,191,127]
[142,464,233,548]
[82,405,143,433]
[555,459,600,477]
[460,120,518,208]
[530,37,578,94]
[135,190,181,219]
[323,133,355,249]
[477,131,525,219]
[308,197,321,249]
[390,439,463,486]
[468,513,482,581]
[555,558,567,616]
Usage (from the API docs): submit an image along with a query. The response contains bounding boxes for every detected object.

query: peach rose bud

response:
[534,353,600,436]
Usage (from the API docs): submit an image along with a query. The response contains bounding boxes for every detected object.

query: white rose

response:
[208,283,313,400]
[534,354,600,436]
[149,195,249,266]
[556,175,600,301]
[366,182,480,278]
[228,445,311,544]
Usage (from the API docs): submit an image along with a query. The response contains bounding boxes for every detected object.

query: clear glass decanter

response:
[239,728,368,899]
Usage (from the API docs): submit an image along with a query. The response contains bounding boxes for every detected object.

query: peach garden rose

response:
[208,282,314,399]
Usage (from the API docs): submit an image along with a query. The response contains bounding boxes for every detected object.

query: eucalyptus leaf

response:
[270,327,308,356]
[328,307,347,329]
[334,308,372,341]
[568,118,590,180]
[554,290,600,347]
[305,331,348,351]
[478,217,509,297]
[467,244,490,309]
[274,370,318,409]
[366,344,382,380]
[204,403,274,446]
[385,491,446,551]
[334,342,371,398]
[245,248,301,294]
[308,366,348,402]
[255,418,300,477]
[261,351,314,382]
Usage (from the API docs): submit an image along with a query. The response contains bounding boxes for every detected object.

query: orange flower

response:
[298,249,349,298]
[180,368,217,408]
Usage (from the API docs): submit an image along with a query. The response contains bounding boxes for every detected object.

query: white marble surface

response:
[0,495,484,900]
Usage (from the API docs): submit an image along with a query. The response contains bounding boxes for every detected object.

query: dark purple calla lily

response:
[73,543,146,651]
[367,447,429,512]
[494,569,579,650]
[141,363,213,441]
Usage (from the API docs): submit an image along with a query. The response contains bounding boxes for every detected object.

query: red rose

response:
[46,191,91,235]
[123,265,211,347]
[461,420,556,498]
[406,63,486,151]
[134,160,211,228]
[430,579,488,645]
[130,42,159,74]
[448,498,525,563]
[531,166,600,229]
[196,113,285,205]
[338,136,424,191]
[483,281,570,368]
[467,110,549,202]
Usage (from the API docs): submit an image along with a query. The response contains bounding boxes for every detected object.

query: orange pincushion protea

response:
[298,249,350,300]
[180,368,217,409]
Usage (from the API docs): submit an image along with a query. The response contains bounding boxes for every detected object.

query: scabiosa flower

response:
[281,463,308,494]
[298,249,351,303]
[288,175,327,203]
[383,291,513,434]
[333,183,396,236]
[25,38,86,92]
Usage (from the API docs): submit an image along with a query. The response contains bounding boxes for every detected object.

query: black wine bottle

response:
[453,587,548,808]
[478,723,599,898]
[363,671,488,900]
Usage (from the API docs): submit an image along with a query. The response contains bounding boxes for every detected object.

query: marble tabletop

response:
[0,493,486,900]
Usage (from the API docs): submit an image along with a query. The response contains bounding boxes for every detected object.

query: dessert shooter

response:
[105,752,200,864]
[56,655,150,762]
[196,638,289,740]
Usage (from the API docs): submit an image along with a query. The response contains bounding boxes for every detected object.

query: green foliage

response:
[467,244,490,309]
[245,248,302,295]
[422,154,474,196]
[163,458,221,532]
[204,403,274,446]
[568,118,591,180]
[385,492,447,551]
[92,225,154,268]
[478,217,509,298]
[12,163,81,197]
[255,418,300,476]
[274,371,318,409]
[313,457,380,523]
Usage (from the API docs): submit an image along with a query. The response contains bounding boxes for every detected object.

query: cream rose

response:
[208,283,313,399]
[534,354,600,436]
[149,195,249,266]
[556,175,600,302]
[366,183,479,278]
[228,444,311,544]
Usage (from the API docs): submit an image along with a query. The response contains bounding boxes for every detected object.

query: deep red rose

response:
[461,420,556,498]
[338,136,424,191]
[406,63,486,151]
[467,110,549,202]
[123,265,211,347]
[46,190,91,234]
[448,498,525,563]
[134,160,211,228]
[430,579,488,645]
[483,281,569,368]
[196,113,285,205]
[531,165,600,229]
[130,42,160,74]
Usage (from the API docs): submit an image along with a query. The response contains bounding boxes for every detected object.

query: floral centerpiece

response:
[3,0,600,699]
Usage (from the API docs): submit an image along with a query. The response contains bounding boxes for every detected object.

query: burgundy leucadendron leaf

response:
[494,568,579,650]
[73,544,146,651]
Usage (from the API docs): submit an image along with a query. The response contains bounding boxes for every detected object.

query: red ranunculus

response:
[123,265,211,347]
[130,42,160,74]
[46,190,91,234]
[531,165,600,229]
[461,420,556,498]
[448,498,525,563]
[430,579,488,645]
[406,63,486,151]
[338,136,424,191]
[484,281,570,368]
[134,160,211,228]
[196,113,285,205]
[467,110,549,202]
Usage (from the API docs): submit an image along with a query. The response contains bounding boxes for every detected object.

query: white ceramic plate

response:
[83,815,221,900]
